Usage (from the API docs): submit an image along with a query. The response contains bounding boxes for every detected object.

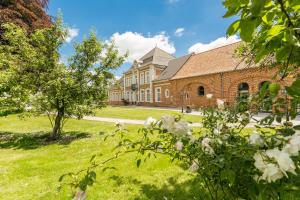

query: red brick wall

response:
[168,67,287,108]
[109,67,292,108]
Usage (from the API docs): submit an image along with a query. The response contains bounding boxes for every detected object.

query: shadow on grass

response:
[0,131,90,150]
[109,175,210,200]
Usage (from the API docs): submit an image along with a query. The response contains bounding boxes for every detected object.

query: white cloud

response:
[111,31,176,63]
[115,75,121,80]
[188,35,240,54]
[174,28,185,37]
[65,28,79,43]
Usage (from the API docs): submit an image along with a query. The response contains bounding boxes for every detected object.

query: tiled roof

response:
[140,47,175,66]
[154,54,193,82]
[172,42,250,80]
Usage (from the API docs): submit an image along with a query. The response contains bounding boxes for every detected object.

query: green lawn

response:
[0,115,202,200]
[95,106,202,122]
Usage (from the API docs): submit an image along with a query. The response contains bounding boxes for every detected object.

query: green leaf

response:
[262,11,275,25]
[221,169,236,184]
[136,159,141,168]
[90,154,96,162]
[294,125,300,130]
[269,83,281,96]
[286,78,300,99]
[240,19,257,42]
[266,25,285,41]
[223,8,239,18]
[251,0,266,16]
[227,20,240,36]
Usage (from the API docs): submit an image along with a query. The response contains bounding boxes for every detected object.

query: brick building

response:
[108,42,283,108]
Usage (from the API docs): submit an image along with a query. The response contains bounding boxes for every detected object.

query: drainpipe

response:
[220,72,224,99]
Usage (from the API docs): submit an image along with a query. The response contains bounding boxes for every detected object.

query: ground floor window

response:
[146,89,150,102]
[155,87,161,102]
[238,82,249,98]
[165,89,170,98]
[140,90,145,102]
[198,86,205,96]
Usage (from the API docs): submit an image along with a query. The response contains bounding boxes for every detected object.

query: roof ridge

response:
[153,47,176,58]
[192,40,241,56]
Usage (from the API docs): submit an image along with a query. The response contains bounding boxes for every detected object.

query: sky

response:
[47,0,239,78]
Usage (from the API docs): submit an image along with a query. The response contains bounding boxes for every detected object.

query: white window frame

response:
[145,71,150,84]
[155,87,161,102]
[140,89,145,102]
[146,89,151,102]
[140,72,145,85]
[165,89,170,98]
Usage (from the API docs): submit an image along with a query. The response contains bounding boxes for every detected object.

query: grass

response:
[94,106,202,122]
[0,115,203,200]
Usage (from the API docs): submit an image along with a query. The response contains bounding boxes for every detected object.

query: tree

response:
[0,0,51,32]
[0,16,126,139]
[223,0,299,77]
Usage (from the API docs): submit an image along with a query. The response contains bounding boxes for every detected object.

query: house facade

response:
[108,42,289,108]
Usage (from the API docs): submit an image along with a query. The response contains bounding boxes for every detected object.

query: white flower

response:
[175,140,183,151]
[201,137,214,154]
[25,105,33,111]
[283,132,300,156]
[249,131,264,146]
[213,123,223,135]
[172,121,191,136]
[216,99,225,110]
[201,137,211,148]
[161,115,175,131]
[189,159,199,172]
[253,152,266,171]
[266,148,296,176]
[254,148,297,183]
[261,163,284,183]
[206,94,213,99]
[253,151,283,183]
[144,117,157,127]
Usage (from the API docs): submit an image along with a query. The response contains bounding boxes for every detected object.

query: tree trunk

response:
[52,107,64,139]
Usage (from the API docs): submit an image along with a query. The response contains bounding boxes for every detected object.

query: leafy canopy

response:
[224,0,300,73]
[0,15,126,137]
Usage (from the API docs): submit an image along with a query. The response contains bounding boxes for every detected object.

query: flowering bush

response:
[60,87,300,199]
[105,97,300,199]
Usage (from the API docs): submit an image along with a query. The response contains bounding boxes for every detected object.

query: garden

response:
[1,0,300,199]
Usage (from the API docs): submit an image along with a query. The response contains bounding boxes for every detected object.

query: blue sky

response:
[48,0,238,77]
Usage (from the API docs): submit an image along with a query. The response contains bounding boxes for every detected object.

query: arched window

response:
[259,81,270,90]
[198,86,205,96]
[165,89,170,98]
[238,82,249,98]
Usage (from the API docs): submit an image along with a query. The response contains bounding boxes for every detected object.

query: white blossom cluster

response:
[252,131,300,183]
[160,115,192,137]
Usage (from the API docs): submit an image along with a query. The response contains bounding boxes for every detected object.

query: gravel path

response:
[83,115,300,128]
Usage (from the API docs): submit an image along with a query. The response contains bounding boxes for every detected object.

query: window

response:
[140,72,145,85]
[238,82,249,98]
[145,71,150,84]
[165,89,170,98]
[126,91,130,100]
[155,87,161,102]
[146,89,150,102]
[185,92,189,99]
[198,86,205,96]
[140,90,145,102]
